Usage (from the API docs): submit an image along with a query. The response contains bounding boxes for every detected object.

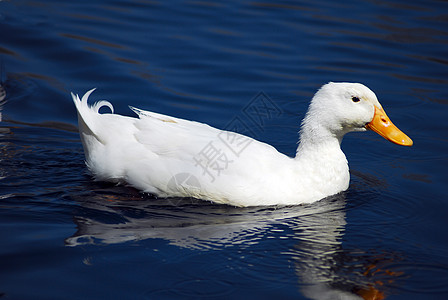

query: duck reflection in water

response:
[66,189,402,299]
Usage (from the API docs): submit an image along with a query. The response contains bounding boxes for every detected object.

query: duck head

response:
[302,82,413,146]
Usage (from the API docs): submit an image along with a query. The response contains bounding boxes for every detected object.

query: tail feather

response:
[72,89,114,145]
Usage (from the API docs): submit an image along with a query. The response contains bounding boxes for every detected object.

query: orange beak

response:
[366,106,413,146]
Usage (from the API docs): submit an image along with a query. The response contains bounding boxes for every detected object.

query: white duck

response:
[72,82,412,207]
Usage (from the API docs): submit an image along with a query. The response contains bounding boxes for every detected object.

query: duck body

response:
[72,83,412,207]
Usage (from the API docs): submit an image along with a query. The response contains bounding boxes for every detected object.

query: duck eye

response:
[352,96,360,103]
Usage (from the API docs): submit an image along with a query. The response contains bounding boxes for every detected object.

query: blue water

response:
[1,0,448,299]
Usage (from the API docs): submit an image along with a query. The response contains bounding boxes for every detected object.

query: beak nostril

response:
[381,117,387,123]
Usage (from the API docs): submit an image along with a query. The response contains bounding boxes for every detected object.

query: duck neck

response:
[294,123,350,195]
[294,119,348,176]
[295,120,344,158]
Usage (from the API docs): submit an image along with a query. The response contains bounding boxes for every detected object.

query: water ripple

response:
[1,0,447,299]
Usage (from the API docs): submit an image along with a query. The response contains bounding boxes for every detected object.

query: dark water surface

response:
[1,0,448,299]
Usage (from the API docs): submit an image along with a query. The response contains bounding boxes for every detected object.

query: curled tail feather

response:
[71,88,114,145]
